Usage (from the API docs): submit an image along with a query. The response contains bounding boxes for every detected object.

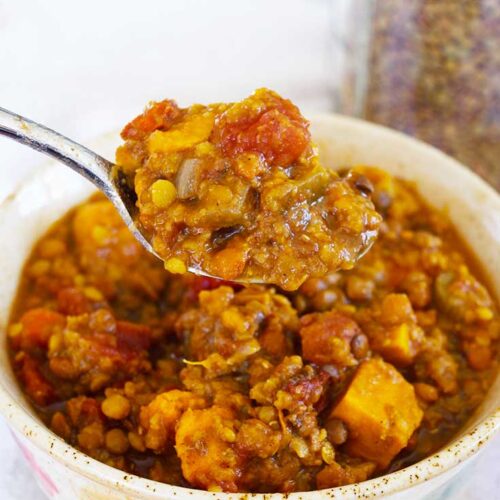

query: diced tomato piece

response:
[18,308,66,350]
[121,99,181,140]
[80,398,103,423]
[284,370,330,407]
[211,89,310,167]
[116,320,152,351]
[300,311,361,367]
[19,355,55,406]
[186,276,241,302]
[57,287,90,315]
[191,276,228,293]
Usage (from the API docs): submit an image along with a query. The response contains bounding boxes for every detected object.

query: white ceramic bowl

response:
[0,115,498,500]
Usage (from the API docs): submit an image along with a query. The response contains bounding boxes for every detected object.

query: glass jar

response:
[339,0,500,190]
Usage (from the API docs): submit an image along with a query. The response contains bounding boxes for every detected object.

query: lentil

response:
[102,394,131,420]
[105,428,130,454]
[150,179,177,208]
[325,418,348,446]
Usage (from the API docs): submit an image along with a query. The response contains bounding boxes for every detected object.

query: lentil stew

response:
[8,164,498,492]
[115,88,382,290]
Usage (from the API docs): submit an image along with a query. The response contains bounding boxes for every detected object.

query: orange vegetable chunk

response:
[330,358,423,468]
[175,406,242,492]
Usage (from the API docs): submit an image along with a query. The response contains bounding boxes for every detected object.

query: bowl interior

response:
[0,116,498,497]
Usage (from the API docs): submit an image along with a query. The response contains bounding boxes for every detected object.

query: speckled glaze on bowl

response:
[0,115,498,499]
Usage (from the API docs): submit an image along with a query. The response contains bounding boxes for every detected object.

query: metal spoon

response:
[0,106,222,279]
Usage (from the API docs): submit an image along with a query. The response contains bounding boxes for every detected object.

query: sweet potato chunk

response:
[148,110,215,154]
[72,200,166,299]
[380,293,415,325]
[175,406,242,492]
[140,390,207,452]
[376,323,414,366]
[330,358,423,468]
[365,294,423,366]
[376,294,422,366]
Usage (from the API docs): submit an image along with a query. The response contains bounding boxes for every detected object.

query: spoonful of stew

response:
[0,89,381,290]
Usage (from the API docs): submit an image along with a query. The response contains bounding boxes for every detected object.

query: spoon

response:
[0,107,379,288]
[0,106,221,280]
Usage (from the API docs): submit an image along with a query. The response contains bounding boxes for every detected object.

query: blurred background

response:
[0,0,498,498]
[0,0,346,202]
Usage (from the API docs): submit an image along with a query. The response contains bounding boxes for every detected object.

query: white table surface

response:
[0,0,498,498]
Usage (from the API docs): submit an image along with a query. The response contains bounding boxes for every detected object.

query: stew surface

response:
[115,88,381,290]
[8,166,498,492]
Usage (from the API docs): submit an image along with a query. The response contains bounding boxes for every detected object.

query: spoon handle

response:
[0,106,160,258]
[0,106,114,193]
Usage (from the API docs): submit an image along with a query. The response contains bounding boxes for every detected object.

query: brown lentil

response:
[414,382,439,403]
[50,411,71,441]
[325,418,348,446]
[351,333,370,359]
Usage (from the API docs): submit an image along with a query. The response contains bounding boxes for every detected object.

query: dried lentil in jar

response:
[341,0,500,190]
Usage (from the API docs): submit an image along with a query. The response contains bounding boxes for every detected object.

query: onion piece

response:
[175,158,201,199]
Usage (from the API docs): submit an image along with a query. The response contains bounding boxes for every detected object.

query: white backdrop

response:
[0,1,498,498]
[0,0,344,202]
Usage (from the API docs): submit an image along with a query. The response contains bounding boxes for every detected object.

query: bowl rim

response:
[0,112,499,499]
